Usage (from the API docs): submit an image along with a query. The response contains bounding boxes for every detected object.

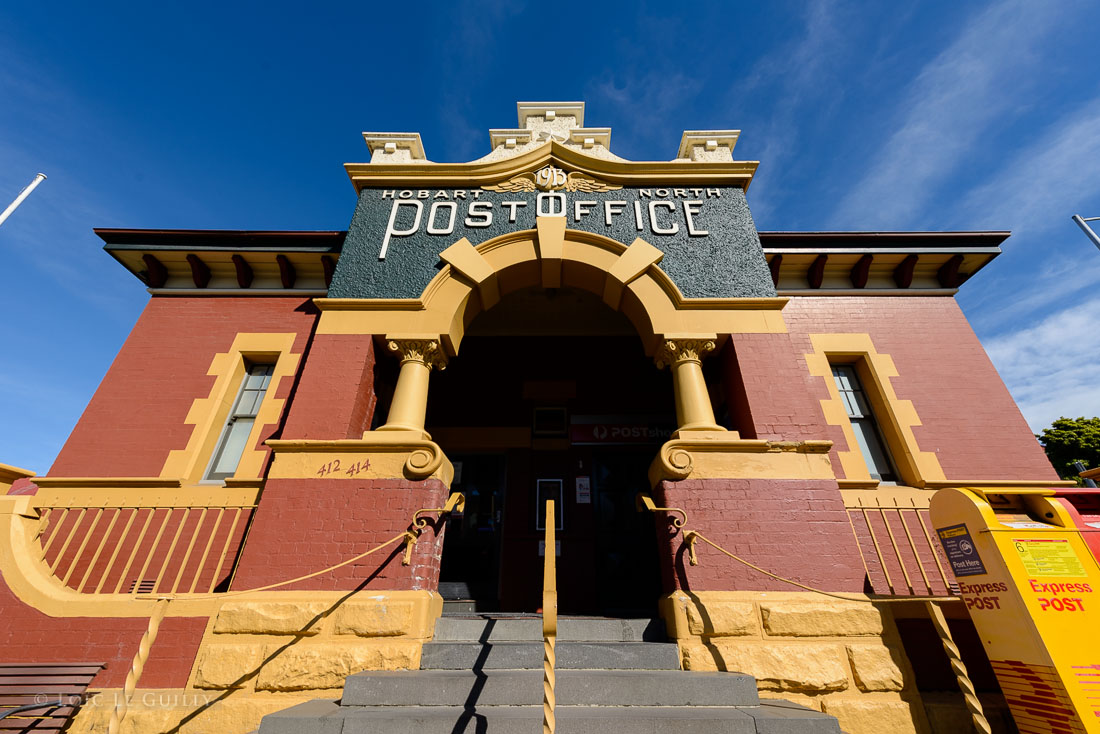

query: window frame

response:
[203,361,276,482]
[805,333,946,490]
[831,362,899,484]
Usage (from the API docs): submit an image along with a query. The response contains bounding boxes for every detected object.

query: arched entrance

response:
[428,287,671,614]
[312,222,787,609]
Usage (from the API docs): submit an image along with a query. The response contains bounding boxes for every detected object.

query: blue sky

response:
[1,0,1099,474]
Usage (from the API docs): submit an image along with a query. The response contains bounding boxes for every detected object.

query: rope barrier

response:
[683,530,869,603]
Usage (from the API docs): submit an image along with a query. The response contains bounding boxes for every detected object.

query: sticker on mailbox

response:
[1013,538,1087,578]
[937,524,988,577]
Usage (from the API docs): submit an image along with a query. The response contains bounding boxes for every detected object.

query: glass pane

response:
[851,418,895,481]
[210,418,255,477]
[245,369,268,389]
[833,365,870,418]
[237,390,262,416]
[831,365,854,390]
[850,390,871,418]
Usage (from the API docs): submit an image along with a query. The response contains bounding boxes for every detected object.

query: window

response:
[831,364,897,483]
[205,362,274,481]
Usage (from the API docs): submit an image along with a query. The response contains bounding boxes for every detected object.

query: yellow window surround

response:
[804,333,945,489]
[160,333,301,486]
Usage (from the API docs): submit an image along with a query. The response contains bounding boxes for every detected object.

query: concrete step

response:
[433,616,665,642]
[259,700,841,734]
[419,641,681,670]
[441,600,478,614]
[342,668,760,707]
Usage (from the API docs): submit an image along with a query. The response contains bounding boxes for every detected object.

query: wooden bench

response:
[0,664,105,731]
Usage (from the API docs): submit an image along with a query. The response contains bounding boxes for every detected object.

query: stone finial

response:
[363,132,428,163]
[517,101,585,141]
[676,131,741,162]
[568,128,611,150]
[488,129,534,150]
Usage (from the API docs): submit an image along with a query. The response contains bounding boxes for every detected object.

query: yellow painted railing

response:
[30,486,258,595]
[542,499,557,734]
[842,488,956,596]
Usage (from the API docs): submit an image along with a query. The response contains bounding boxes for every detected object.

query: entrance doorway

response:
[428,288,673,615]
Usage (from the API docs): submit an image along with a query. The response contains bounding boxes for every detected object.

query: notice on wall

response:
[575,476,591,504]
[937,523,988,577]
[1013,538,1087,578]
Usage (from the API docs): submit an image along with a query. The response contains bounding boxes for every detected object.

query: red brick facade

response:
[50,296,318,477]
[654,478,868,593]
[780,296,1056,480]
[0,577,206,688]
[231,478,449,591]
[2,275,1061,710]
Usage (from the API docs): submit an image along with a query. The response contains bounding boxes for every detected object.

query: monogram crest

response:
[483,165,622,193]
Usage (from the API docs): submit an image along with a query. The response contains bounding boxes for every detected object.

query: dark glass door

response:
[438,454,506,609]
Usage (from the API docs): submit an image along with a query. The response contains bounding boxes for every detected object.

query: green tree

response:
[1037,417,1100,482]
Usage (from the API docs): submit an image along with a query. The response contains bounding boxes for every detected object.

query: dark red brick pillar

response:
[234,332,447,593]
[231,477,449,592]
[281,333,379,439]
[724,333,832,442]
[654,478,867,594]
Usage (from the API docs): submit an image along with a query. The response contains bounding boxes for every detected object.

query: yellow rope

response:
[133,530,418,602]
[108,597,169,734]
[684,530,869,603]
[105,515,439,730]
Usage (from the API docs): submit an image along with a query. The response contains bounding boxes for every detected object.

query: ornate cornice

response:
[649,437,835,486]
[267,437,450,482]
[345,140,758,193]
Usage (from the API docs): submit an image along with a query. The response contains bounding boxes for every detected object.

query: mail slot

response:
[929,486,1100,733]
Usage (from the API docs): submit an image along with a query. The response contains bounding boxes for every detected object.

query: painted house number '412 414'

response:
[316,459,371,477]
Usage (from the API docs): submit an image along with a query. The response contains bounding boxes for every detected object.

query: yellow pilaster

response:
[378,338,448,438]
[655,337,724,435]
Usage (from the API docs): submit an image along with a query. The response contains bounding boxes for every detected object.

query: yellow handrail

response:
[542,499,557,734]
[107,597,169,734]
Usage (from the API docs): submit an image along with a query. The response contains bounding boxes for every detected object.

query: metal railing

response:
[542,499,557,734]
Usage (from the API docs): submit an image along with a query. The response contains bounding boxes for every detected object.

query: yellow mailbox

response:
[929,486,1100,734]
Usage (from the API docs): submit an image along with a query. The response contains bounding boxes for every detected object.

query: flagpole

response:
[0,173,47,228]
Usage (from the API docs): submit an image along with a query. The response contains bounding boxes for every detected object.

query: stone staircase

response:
[258,615,841,733]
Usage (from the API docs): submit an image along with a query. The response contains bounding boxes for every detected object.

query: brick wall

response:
[0,577,206,688]
[778,296,1056,480]
[723,333,833,442]
[655,478,867,593]
[50,296,318,477]
[231,478,449,592]
[280,333,378,439]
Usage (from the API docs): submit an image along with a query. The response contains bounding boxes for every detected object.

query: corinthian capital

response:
[654,338,716,370]
[387,339,448,371]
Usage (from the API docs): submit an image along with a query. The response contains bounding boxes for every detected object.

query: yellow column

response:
[655,338,724,435]
[378,339,448,437]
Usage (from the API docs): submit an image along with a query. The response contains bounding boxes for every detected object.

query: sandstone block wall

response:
[67,592,441,734]
[662,591,931,734]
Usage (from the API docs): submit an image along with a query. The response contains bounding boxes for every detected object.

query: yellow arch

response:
[313,222,787,354]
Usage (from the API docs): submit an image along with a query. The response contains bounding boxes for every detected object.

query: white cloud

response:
[952,94,1100,236]
[831,0,1060,228]
[983,297,1100,432]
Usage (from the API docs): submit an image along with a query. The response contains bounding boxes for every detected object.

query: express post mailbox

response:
[929,486,1100,734]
